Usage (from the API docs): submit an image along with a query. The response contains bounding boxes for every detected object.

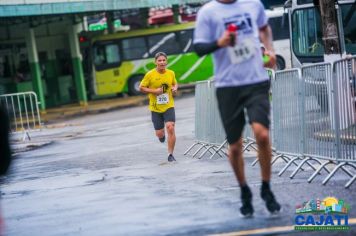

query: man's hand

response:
[259,25,276,69]
[217,30,235,48]
[154,87,163,95]
[263,50,276,69]
[172,85,178,95]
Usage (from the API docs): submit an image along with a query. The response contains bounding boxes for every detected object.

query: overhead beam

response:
[0,0,207,17]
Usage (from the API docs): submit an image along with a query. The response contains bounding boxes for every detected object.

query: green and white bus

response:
[82,9,290,98]
[84,22,213,97]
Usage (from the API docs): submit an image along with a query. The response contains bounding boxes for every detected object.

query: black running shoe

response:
[261,188,281,214]
[240,186,254,217]
[159,136,165,143]
[168,154,176,162]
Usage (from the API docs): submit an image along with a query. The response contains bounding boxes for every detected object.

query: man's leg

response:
[251,122,281,213]
[163,108,176,162]
[229,138,246,185]
[155,129,165,142]
[166,121,176,156]
[251,122,271,182]
[229,137,254,217]
[151,111,165,143]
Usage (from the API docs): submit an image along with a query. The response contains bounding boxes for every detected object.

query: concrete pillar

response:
[106,11,115,34]
[68,24,87,106]
[139,8,149,28]
[172,4,180,24]
[26,28,46,111]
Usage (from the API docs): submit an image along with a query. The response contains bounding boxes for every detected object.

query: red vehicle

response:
[148,7,174,25]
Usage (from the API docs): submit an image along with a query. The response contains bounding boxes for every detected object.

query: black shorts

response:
[151,107,175,130]
[216,81,270,144]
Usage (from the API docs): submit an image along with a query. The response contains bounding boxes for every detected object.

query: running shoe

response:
[159,136,165,143]
[168,154,176,162]
[261,188,281,214]
[240,186,254,217]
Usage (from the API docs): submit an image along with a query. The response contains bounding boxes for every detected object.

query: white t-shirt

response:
[194,0,270,88]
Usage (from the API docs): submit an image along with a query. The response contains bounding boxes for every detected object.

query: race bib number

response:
[157,93,169,104]
[228,39,255,64]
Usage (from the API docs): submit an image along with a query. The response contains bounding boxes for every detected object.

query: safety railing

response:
[0,91,42,140]
[187,59,356,188]
[184,80,227,159]
[267,58,356,188]
[274,64,333,180]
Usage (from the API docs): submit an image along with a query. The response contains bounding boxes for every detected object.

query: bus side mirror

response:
[282,0,292,28]
[284,0,292,9]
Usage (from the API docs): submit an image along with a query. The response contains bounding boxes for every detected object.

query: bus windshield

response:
[291,3,356,60]
[341,3,356,55]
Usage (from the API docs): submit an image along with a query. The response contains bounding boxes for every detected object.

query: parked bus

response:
[82,7,291,98]
[83,22,213,97]
[287,0,356,67]
[266,7,291,69]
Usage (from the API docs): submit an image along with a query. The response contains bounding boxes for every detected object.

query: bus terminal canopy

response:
[0,0,207,17]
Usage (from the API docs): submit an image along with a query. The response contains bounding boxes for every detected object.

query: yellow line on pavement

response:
[210,218,356,236]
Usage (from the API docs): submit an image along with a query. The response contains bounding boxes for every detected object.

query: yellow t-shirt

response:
[140,69,177,113]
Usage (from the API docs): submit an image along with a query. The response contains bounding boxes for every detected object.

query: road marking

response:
[210,218,356,236]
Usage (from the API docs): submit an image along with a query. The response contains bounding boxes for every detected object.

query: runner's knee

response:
[166,122,175,133]
[155,129,165,138]
[229,139,243,156]
[255,129,269,145]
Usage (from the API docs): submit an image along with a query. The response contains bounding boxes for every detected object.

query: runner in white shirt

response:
[194,0,281,217]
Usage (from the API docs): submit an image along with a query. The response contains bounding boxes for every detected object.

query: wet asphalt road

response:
[1,94,356,236]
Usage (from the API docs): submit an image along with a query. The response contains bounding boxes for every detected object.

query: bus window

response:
[341,4,356,55]
[297,0,314,4]
[292,8,324,57]
[94,42,121,71]
[94,46,107,65]
[106,44,120,63]
[179,30,193,53]
[269,15,289,40]
[147,32,180,56]
[122,37,148,60]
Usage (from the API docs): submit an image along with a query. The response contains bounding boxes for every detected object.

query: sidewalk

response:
[41,85,194,124]
[11,88,194,154]
[41,95,148,124]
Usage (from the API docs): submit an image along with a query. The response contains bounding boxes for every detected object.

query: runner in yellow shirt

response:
[140,52,178,162]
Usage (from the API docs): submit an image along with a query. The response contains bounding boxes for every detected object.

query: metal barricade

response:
[0,91,42,140]
[269,60,356,188]
[273,69,304,155]
[184,80,227,159]
[188,62,356,188]
[285,63,334,180]
[270,68,310,176]
[310,57,356,188]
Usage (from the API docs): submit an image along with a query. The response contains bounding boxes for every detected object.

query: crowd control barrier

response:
[187,59,356,188]
[269,58,356,188]
[0,91,42,140]
[184,80,227,159]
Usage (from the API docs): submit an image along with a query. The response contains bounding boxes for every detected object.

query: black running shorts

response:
[216,81,270,144]
[151,107,175,130]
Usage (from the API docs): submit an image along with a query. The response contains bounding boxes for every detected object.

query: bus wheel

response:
[128,76,143,96]
[276,55,286,70]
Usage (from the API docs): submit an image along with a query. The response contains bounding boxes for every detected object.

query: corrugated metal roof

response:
[0,0,207,17]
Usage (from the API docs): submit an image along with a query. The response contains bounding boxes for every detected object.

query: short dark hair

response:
[154,52,167,60]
